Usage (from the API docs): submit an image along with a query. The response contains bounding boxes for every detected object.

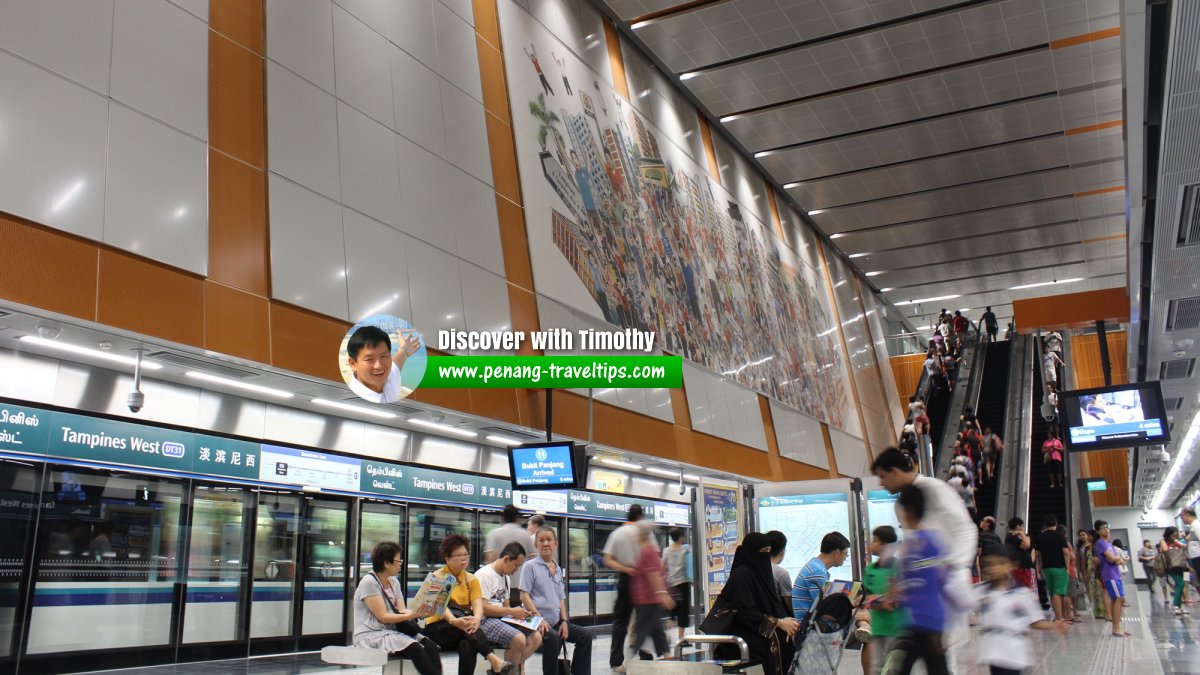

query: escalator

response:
[972,340,1010,521]
[1027,360,1067,527]
[925,378,952,466]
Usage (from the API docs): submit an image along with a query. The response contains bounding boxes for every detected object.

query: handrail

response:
[997,335,1034,526]
[934,332,985,479]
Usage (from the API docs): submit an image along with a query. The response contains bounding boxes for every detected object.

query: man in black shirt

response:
[1033,514,1071,621]
[981,306,998,342]
[976,517,1003,579]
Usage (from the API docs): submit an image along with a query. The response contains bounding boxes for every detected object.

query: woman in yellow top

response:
[422,534,514,675]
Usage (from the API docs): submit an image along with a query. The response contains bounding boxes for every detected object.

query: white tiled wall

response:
[0,0,209,274]
[830,427,870,478]
[683,362,769,451]
[771,401,829,470]
[266,0,504,325]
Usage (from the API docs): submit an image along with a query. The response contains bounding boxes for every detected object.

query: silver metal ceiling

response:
[1128,0,1200,511]
[599,0,1130,334]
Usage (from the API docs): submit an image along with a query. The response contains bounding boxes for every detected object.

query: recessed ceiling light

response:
[809,209,826,216]
[408,418,479,438]
[680,71,700,80]
[829,232,844,238]
[311,398,396,419]
[486,434,524,446]
[1009,278,1084,290]
[879,288,894,292]
[185,371,293,399]
[865,271,884,277]
[598,458,642,470]
[849,253,869,258]
[631,20,651,29]
[894,294,961,306]
[19,336,163,370]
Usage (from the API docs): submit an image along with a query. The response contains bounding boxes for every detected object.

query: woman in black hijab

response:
[711,532,800,675]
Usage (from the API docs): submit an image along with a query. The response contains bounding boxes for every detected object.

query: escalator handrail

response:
[998,335,1034,527]
[934,332,986,479]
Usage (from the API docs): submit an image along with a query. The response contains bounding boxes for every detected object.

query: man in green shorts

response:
[1033,514,1072,622]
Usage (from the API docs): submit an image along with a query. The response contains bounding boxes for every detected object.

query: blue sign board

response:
[510,443,576,487]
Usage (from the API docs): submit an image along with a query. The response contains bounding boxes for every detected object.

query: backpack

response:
[1153,550,1167,578]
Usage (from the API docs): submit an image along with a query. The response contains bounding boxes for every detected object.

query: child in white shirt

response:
[975,546,1068,674]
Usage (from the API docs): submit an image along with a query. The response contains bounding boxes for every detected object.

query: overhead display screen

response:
[508,442,581,489]
[1060,382,1171,452]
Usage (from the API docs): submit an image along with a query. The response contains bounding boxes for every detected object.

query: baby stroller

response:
[787,591,854,675]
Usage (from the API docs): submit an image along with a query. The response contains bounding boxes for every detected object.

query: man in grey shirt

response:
[766,530,792,604]
[485,505,535,563]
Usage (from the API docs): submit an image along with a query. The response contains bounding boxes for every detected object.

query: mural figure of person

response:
[523,45,554,96]
[552,51,572,95]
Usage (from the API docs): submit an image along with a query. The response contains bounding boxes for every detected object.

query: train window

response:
[250,492,301,639]
[182,485,251,644]
[0,461,39,661]
[26,468,183,654]
[406,506,472,601]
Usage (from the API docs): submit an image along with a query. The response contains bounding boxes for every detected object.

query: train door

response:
[0,460,41,675]
[358,501,406,579]
[21,466,185,673]
[592,520,620,621]
[405,505,474,601]
[177,482,254,662]
[248,490,351,654]
[565,519,594,622]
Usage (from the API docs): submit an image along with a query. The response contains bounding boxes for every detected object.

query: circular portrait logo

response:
[338,315,426,403]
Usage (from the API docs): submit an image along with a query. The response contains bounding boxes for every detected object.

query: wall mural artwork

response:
[499,0,856,433]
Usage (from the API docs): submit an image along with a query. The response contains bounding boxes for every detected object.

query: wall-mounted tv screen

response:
[508,442,587,490]
[1060,381,1172,452]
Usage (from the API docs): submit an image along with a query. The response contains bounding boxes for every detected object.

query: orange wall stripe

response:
[629,0,726,24]
[1081,232,1126,244]
[1075,185,1125,198]
[891,353,927,406]
[820,423,839,478]
[698,115,721,183]
[1050,26,1121,50]
[1071,332,1130,507]
[1012,287,1129,331]
[603,21,630,101]
[1065,119,1123,136]
[766,184,785,240]
[852,275,898,445]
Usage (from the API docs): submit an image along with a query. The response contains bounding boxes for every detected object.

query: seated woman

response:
[709,532,800,675]
[422,534,514,675]
[352,541,442,675]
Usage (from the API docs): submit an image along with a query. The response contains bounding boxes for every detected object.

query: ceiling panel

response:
[808,168,1077,231]
[683,0,1050,116]
[789,134,1070,208]
[758,94,1065,180]
[722,49,1057,151]
[635,0,974,72]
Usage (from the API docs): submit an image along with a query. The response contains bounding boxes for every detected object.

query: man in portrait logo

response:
[346,325,420,403]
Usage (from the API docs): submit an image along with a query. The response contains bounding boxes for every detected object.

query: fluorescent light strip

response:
[865,271,884,277]
[1009,278,1083,291]
[682,474,700,481]
[185,371,293,399]
[311,398,397,419]
[407,418,479,438]
[598,458,642,471]
[1154,413,1200,508]
[894,294,961,306]
[645,467,681,477]
[828,232,843,238]
[848,253,869,258]
[19,336,163,370]
[879,288,894,292]
[486,434,524,446]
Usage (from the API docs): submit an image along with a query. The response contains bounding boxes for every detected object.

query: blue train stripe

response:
[30,586,346,606]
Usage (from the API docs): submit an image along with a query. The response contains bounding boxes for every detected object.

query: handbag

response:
[1067,577,1085,600]
[371,573,422,636]
[1166,546,1189,571]
[699,602,737,636]
[556,637,571,675]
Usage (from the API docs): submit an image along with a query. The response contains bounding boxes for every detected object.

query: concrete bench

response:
[321,645,405,674]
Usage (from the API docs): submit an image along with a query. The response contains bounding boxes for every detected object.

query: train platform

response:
[87,585,1200,675]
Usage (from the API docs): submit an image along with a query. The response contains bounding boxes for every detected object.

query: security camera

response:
[1040,402,1056,422]
[430,412,445,423]
[36,324,61,340]
[127,390,144,413]
[1159,448,1171,463]
[128,348,145,414]
[678,483,687,496]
